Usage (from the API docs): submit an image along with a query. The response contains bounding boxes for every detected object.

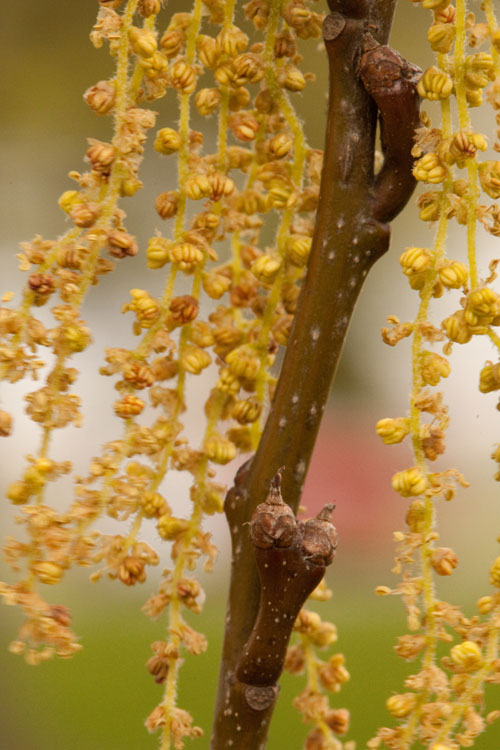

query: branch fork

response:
[213,471,337,750]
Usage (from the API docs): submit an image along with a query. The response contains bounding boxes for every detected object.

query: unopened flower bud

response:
[431,547,458,575]
[84,80,115,114]
[155,191,179,219]
[376,417,411,445]
[392,467,428,497]
[154,128,182,155]
[204,434,237,464]
[450,640,483,671]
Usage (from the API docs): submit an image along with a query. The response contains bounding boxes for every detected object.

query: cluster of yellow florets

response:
[371,2,500,749]
[0,1,345,749]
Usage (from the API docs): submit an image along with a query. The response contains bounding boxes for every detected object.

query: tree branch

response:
[212,472,337,750]
[211,2,421,747]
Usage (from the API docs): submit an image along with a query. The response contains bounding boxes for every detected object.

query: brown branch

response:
[212,473,337,750]
[211,2,421,747]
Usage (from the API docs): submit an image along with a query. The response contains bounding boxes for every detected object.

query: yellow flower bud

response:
[417,66,453,100]
[160,29,185,58]
[286,235,312,266]
[32,560,64,585]
[157,515,190,540]
[268,133,294,160]
[386,693,417,718]
[209,172,235,200]
[413,153,448,184]
[233,53,264,84]
[268,178,296,209]
[114,395,145,418]
[406,499,426,533]
[170,60,197,93]
[215,24,248,57]
[465,53,494,90]
[155,191,179,220]
[442,310,472,344]
[226,345,260,380]
[251,254,283,284]
[450,640,483,671]
[230,113,260,142]
[492,29,500,53]
[64,324,91,352]
[196,35,219,68]
[466,87,483,107]
[400,247,434,276]
[417,191,442,222]
[184,174,212,200]
[491,556,500,587]
[204,434,237,464]
[181,346,211,375]
[479,361,500,394]
[195,88,221,116]
[141,490,168,518]
[376,417,411,445]
[464,287,500,329]
[199,486,224,515]
[129,26,158,58]
[421,351,450,386]
[392,467,428,498]
[279,65,306,92]
[216,367,240,395]
[140,50,168,79]
[84,80,115,114]
[438,260,468,289]
[0,410,12,437]
[70,202,101,228]
[7,480,30,505]
[477,596,493,614]
[478,161,500,200]
[146,237,171,269]
[421,0,449,8]
[58,190,80,214]
[154,128,182,155]
[202,271,232,299]
[427,23,455,54]
[232,399,262,424]
[123,288,161,328]
[169,243,204,273]
[431,547,458,575]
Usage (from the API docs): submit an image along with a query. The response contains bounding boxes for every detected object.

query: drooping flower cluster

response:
[373,2,500,748]
[0,1,349,748]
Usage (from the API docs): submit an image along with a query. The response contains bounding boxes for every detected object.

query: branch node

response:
[244,685,279,712]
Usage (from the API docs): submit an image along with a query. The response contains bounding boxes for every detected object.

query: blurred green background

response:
[1,2,500,749]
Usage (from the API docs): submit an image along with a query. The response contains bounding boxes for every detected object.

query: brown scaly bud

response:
[99,0,124,7]
[249,470,297,549]
[168,295,199,325]
[300,505,338,566]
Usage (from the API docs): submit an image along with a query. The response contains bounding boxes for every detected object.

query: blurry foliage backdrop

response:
[0,2,499,749]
